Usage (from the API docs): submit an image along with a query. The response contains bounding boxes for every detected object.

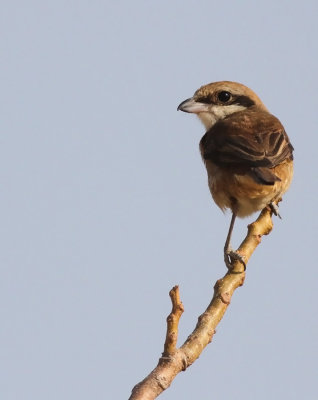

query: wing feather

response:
[200,109,294,185]
[200,110,293,169]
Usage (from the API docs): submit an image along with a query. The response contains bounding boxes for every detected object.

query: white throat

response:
[197,104,246,130]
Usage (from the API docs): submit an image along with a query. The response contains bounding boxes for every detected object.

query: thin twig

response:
[163,286,184,356]
[129,207,274,400]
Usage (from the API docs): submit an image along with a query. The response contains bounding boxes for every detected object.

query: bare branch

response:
[129,207,274,400]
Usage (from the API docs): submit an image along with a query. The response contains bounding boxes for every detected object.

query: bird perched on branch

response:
[178,81,294,270]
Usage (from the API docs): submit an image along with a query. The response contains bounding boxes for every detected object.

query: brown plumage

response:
[178,81,294,269]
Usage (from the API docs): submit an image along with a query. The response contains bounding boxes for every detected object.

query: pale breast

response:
[204,159,293,218]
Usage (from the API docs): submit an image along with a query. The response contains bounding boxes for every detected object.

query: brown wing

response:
[200,109,294,185]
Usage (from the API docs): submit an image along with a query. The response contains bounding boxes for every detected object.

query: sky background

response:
[1,1,317,399]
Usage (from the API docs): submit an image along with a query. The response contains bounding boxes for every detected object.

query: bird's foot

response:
[224,247,246,271]
[269,202,282,219]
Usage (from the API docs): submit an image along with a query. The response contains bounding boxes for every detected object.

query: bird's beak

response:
[177,98,209,113]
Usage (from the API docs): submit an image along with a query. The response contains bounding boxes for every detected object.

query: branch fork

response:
[129,207,275,400]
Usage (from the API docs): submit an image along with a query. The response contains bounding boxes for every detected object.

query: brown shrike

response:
[177,81,294,269]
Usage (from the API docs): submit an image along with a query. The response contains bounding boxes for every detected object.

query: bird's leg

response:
[224,212,246,271]
[224,212,237,269]
[269,202,282,219]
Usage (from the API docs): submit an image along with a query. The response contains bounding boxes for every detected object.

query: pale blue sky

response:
[1,1,317,399]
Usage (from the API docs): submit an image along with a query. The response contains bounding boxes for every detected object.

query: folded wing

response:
[200,109,294,185]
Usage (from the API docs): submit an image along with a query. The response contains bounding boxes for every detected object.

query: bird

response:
[177,81,294,270]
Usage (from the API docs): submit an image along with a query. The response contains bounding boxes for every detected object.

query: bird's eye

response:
[217,91,232,103]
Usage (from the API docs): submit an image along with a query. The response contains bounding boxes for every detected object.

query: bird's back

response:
[199,107,294,217]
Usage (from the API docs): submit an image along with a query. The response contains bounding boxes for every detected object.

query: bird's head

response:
[177,81,268,130]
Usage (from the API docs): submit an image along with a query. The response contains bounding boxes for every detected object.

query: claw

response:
[269,202,282,219]
[224,247,246,271]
